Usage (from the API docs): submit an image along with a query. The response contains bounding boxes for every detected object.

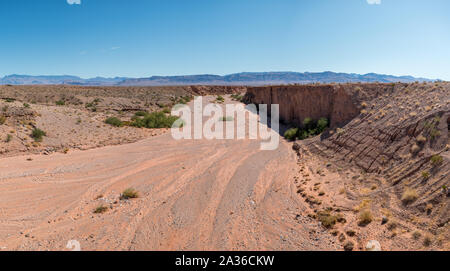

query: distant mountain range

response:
[0,72,437,86]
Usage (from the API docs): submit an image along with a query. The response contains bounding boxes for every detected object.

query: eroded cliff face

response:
[246,83,449,234]
[243,84,362,128]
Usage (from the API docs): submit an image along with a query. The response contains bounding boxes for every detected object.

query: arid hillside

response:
[245,82,449,250]
[0,85,245,157]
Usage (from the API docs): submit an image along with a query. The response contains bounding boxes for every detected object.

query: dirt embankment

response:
[245,82,449,250]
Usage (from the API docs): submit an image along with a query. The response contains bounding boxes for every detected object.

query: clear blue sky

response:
[1,0,449,80]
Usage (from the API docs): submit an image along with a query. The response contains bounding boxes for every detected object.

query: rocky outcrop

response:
[244,84,363,128]
[245,82,449,226]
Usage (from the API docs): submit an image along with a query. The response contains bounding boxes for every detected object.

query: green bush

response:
[131,111,180,128]
[430,155,443,167]
[215,95,225,103]
[55,100,65,106]
[134,111,148,117]
[284,128,299,141]
[6,134,12,143]
[317,118,329,133]
[105,117,124,127]
[23,103,30,108]
[303,117,314,130]
[120,188,139,200]
[31,128,46,142]
[93,205,108,214]
[285,117,330,141]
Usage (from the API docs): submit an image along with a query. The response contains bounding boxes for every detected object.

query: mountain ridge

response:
[0,72,437,86]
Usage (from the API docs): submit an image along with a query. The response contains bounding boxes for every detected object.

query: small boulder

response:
[365,240,382,251]
[381,216,389,225]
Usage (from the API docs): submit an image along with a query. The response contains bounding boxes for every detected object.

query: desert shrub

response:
[423,235,432,247]
[401,188,418,205]
[412,231,422,240]
[105,117,124,127]
[131,111,180,128]
[6,134,12,143]
[231,94,243,101]
[410,144,420,154]
[316,118,329,133]
[176,95,193,104]
[416,134,427,144]
[284,128,298,141]
[215,96,225,103]
[55,100,65,106]
[4,98,15,103]
[422,171,430,180]
[293,117,330,140]
[162,107,171,114]
[31,128,46,142]
[120,188,139,200]
[23,103,30,108]
[303,117,314,130]
[134,111,148,117]
[317,211,337,229]
[430,155,443,167]
[358,210,373,226]
[93,205,108,214]
[0,115,6,125]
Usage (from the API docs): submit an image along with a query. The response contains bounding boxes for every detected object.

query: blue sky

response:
[0,0,449,80]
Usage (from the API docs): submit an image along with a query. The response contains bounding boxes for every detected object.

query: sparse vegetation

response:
[120,188,139,200]
[131,111,180,128]
[23,103,30,108]
[421,171,430,180]
[31,128,46,142]
[55,100,65,106]
[410,144,420,154]
[231,94,243,102]
[0,115,6,125]
[105,117,124,127]
[412,231,422,240]
[5,134,12,143]
[284,128,299,141]
[401,188,418,205]
[317,211,338,229]
[430,155,443,167]
[423,235,432,247]
[284,117,329,141]
[93,205,108,214]
[358,210,373,226]
[215,95,225,103]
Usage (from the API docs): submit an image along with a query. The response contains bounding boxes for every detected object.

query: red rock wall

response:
[244,85,360,128]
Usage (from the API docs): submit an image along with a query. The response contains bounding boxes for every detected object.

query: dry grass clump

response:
[416,134,427,144]
[317,211,338,229]
[423,235,433,247]
[358,210,373,226]
[120,188,139,200]
[93,205,108,214]
[401,188,418,205]
[0,115,6,125]
[410,144,420,154]
[412,231,422,240]
[430,155,443,167]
